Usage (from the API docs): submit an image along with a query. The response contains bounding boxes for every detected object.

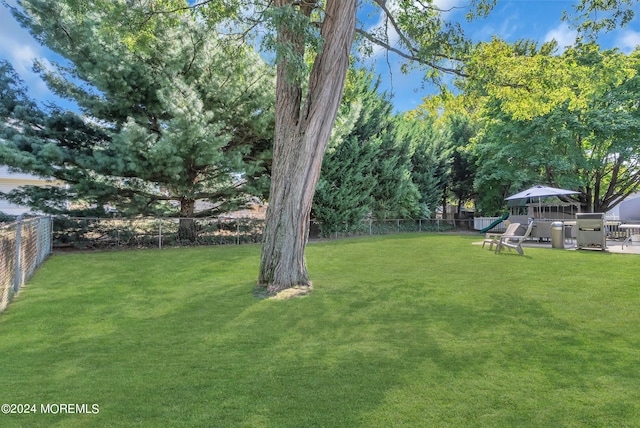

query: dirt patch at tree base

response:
[254,284,313,300]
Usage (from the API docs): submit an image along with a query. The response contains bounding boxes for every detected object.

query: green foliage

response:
[470,44,640,214]
[1,2,274,218]
[566,0,637,38]
[356,0,489,84]
[312,92,376,235]
[447,114,479,208]
[313,69,429,233]
[261,3,324,83]
[405,116,451,216]
[369,121,422,219]
[313,69,473,228]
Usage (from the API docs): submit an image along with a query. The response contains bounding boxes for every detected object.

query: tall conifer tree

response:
[1,2,274,238]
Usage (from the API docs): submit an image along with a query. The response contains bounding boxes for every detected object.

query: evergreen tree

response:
[370,120,422,220]
[312,134,377,235]
[312,70,381,235]
[1,2,274,240]
[446,114,478,215]
[313,70,422,229]
[404,117,451,218]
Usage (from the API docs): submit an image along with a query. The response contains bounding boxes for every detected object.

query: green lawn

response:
[1,234,639,427]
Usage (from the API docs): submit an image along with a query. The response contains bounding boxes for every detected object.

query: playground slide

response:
[479,213,509,234]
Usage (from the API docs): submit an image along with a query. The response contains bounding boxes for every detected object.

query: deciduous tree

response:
[470,43,640,214]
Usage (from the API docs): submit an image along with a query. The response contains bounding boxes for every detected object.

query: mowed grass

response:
[1,233,640,427]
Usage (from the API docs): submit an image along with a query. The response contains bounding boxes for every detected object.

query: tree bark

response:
[178,197,197,242]
[258,0,357,293]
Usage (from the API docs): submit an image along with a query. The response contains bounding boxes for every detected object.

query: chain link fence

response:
[310,217,474,239]
[0,217,52,313]
[50,217,474,251]
[0,215,473,311]
[52,217,265,250]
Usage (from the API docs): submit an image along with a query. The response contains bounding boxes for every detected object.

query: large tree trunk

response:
[178,197,197,242]
[258,0,357,293]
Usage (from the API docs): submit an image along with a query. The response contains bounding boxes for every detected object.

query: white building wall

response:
[0,166,59,216]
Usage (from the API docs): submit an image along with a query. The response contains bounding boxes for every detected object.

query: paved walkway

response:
[521,239,640,254]
[473,236,640,254]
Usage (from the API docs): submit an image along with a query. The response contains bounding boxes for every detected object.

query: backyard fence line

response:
[0,216,52,313]
[0,215,475,311]
[50,216,475,251]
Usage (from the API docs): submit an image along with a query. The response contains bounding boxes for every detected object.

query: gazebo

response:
[505,185,581,240]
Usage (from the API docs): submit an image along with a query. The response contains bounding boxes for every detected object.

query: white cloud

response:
[473,15,519,42]
[433,0,467,12]
[0,7,40,71]
[365,0,470,59]
[0,4,63,102]
[618,30,640,53]
[544,24,577,52]
[365,0,401,58]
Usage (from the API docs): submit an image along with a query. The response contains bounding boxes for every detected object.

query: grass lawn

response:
[1,233,640,427]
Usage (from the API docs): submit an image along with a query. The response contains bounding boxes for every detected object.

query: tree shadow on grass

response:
[2,242,640,426]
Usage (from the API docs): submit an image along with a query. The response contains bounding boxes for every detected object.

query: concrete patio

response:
[474,232,640,254]
[519,239,640,254]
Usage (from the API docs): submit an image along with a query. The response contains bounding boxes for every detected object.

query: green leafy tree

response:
[2,1,274,239]
[470,43,640,214]
[447,114,479,216]
[252,0,636,292]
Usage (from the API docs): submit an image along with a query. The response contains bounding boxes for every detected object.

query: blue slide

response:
[479,213,509,234]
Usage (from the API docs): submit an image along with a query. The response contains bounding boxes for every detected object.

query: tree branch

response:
[355,28,468,78]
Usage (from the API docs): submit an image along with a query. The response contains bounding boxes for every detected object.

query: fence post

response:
[49,216,53,254]
[13,216,23,293]
[158,218,162,249]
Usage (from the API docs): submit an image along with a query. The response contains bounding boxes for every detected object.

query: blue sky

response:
[1,0,639,113]
[360,0,640,111]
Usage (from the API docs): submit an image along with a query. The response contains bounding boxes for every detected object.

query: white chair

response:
[496,222,534,255]
[482,222,519,251]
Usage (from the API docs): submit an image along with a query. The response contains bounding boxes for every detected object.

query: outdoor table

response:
[619,224,640,249]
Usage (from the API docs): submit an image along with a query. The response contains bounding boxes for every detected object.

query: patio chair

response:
[496,221,534,255]
[482,222,519,251]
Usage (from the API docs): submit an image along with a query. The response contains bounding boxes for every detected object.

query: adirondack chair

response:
[482,222,519,251]
[496,221,535,255]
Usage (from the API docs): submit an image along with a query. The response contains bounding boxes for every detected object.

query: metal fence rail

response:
[50,217,475,251]
[0,215,474,312]
[52,217,265,250]
[0,217,52,313]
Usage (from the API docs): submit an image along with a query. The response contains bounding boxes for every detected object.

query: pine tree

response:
[406,117,452,217]
[446,114,478,215]
[312,70,380,235]
[1,2,274,240]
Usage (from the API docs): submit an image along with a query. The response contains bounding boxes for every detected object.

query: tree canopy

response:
[1,0,274,223]
[465,42,640,214]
